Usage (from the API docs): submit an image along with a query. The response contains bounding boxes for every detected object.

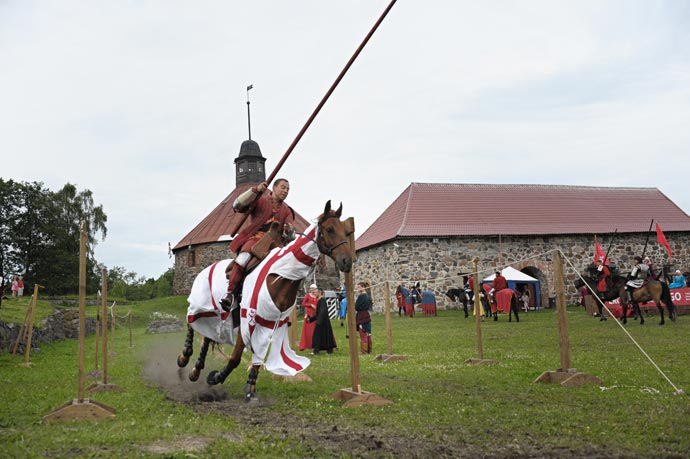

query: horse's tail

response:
[662,282,675,311]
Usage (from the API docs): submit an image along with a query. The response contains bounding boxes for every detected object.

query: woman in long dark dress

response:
[311,288,337,354]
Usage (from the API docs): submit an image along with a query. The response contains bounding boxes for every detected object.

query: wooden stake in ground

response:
[11,293,34,356]
[128,311,133,349]
[465,258,497,366]
[43,221,115,423]
[332,217,391,407]
[18,284,41,367]
[109,300,117,357]
[534,249,601,387]
[374,280,407,363]
[88,267,123,393]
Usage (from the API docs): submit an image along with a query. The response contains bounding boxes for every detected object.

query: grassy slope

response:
[1,297,689,458]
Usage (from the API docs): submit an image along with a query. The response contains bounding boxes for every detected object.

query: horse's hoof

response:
[177,354,189,368]
[189,368,200,382]
[245,392,259,404]
[659,321,664,326]
[207,371,220,386]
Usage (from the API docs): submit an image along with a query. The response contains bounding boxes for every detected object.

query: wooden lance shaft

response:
[227,0,398,237]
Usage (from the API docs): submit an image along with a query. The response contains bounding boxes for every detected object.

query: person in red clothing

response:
[595,258,610,297]
[593,257,611,322]
[221,179,294,309]
[489,270,507,319]
[299,284,319,351]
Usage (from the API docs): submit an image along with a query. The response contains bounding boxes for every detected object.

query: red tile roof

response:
[173,183,309,251]
[356,183,690,250]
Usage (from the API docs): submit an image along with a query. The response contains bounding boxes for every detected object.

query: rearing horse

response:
[177,201,353,402]
[575,265,676,325]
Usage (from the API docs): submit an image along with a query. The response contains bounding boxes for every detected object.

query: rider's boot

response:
[220,263,245,311]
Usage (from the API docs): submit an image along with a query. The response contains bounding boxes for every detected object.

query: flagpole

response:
[640,219,654,260]
[603,229,617,265]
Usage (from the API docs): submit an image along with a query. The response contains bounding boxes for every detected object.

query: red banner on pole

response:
[656,223,672,257]
[594,236,609,264]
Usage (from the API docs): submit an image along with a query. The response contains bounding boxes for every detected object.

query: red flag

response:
[656,223,672,257]
[594,236,609,264]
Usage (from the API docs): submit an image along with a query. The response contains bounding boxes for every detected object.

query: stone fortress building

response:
[353,183,690,312]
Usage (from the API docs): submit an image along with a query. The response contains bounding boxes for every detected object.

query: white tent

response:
[483,266,541,308]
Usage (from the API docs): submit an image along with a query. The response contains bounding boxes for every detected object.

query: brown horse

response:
[178,201,353,402]
[575,266,676,325]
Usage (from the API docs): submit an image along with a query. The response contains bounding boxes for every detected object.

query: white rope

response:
[559,248,683,395]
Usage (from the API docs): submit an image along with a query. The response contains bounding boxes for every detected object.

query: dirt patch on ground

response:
[142,336,673,459]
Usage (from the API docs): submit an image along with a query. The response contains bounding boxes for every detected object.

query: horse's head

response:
[316,200,353,273]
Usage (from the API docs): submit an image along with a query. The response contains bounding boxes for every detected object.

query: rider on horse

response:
[625,255,649,304]
[221,178,295,309]
[595,257,611,299]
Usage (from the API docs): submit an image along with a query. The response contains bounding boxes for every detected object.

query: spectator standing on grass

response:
[11,276,18,298]
[299,284,319,351]
[310,288,337,355]
[355,282,373,354]
[17,276,24,297]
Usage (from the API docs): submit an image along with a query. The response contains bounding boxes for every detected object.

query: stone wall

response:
[0,309,97,353]
[354,232,690,313]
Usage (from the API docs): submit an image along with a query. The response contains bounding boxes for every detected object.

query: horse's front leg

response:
[244,364,261,403]
[656,302,665,326]
[177,326,195,367]
[512,299,519,323]
[633,302,644,325]
[189,337,211,382]
[620,302,628,324]
[207,334,245,386]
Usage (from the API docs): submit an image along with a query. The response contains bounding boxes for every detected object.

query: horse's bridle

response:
[316,213,349,257]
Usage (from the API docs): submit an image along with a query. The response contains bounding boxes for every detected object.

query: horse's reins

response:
[296,213,349,257]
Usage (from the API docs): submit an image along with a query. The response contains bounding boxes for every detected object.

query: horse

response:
[177,201,353,402]
[444,288,469,318]
[493,288,520,322]
[574,264,676,325]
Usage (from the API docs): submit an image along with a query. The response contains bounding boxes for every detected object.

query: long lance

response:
[603,229,617,264]
[640,218,654,260]
[228,0,398,237]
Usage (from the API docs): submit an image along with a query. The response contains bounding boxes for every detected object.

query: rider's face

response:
[272,180,290,202]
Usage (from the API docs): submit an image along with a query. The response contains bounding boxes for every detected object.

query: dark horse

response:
[575,265,676,325]
[493,288,520,322]
[177,201,353,402]
[445,288,469,318]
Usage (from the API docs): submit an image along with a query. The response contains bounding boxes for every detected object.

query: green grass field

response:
[1,296,688,458]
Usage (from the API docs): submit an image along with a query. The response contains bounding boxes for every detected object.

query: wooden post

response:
[374,280,407,363]
[333,217,392,406]
[88,268,123,393]
[20,285,40,367]
[128,311,133,348]
[535,249,601,386]
[11,299,32,356]
[465,258,497,366]
[109,300,117,357]
[554,250,571,370]
[44,222,116,422]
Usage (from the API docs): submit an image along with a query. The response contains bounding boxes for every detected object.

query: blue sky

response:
[2,1,689,279]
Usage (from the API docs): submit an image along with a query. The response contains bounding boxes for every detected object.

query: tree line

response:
[0,179,171,300]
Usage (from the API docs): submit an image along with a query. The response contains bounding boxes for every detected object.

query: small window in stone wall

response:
[187,250,196,267]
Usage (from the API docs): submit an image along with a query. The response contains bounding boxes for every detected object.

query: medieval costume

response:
[355,284,373,354]
[310,297,337,354]
[299,287,318,351]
